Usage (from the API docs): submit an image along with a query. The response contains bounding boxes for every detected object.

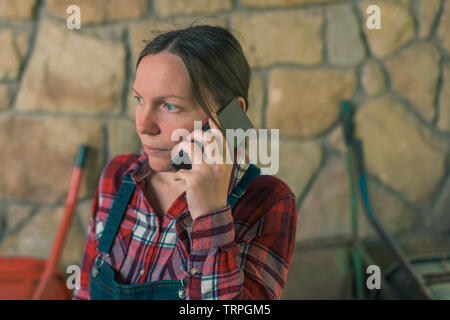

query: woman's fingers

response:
[193,127,232,166]
[174,138,207,171]
[208,118,234,164]
[173,118,233,168]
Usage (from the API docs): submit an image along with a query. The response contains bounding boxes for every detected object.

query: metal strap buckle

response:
[92,253,108,277]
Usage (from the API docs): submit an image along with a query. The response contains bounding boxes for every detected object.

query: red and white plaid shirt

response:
[73,152,297,300]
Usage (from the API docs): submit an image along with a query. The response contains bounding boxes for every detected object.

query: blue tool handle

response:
[75,144,88,169]
[340,101,354,146]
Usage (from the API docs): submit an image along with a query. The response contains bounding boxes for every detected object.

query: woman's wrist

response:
[190,199,228,220]
[189,204,234,250]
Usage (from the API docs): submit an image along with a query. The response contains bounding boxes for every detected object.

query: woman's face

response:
[133,51,213,172]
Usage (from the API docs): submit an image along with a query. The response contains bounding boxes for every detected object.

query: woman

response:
[74,24,297,300]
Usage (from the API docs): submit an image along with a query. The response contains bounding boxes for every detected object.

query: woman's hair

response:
[136,24,251,129]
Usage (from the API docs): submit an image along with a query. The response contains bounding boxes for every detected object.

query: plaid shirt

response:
[73,152,297,300]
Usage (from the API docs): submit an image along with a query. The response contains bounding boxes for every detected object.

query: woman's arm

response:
[183,193,297,300]
[72,186,100,300]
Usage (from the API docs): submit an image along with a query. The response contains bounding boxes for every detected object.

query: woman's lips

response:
[144,146,169,154]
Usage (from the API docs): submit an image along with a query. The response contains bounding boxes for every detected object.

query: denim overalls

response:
[90,164,261,300]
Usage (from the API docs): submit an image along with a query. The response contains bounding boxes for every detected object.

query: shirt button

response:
[189,268,199,276]
[140,268,145,276]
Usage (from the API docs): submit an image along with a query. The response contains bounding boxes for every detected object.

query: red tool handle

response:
[32,145,88,300]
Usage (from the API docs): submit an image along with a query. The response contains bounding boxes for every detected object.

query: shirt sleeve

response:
[184,192,297,300]
[72,185,100,300]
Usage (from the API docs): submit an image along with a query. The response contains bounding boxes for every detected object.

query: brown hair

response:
[136,24,251,130]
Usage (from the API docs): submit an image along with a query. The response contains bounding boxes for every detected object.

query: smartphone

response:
[170,98,254,171]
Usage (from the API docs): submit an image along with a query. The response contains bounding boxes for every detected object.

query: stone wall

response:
[0,0,449,299]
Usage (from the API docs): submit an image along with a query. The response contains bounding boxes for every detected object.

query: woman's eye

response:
[164,103,180,112]
[135,96,143,104]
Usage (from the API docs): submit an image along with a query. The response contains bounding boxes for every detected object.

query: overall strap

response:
[227,164,261,210]
[98,174,136,255]
[97,165,260,254]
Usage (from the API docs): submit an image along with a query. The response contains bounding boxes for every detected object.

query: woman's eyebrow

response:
[132,87,189,101]
[132,87,143,97]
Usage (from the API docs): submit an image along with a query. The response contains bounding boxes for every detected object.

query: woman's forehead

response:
[134,52,193,99]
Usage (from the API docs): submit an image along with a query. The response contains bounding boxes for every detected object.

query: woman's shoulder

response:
[240,166,297,208]
[232,168,297,235]
[98,153,143,193]
[252,174,295,197]
[103,152,142,173]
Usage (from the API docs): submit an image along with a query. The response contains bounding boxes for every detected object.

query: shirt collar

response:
[128,152,152,183]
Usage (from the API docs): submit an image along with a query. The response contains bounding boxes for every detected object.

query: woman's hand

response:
[173,118,235,221]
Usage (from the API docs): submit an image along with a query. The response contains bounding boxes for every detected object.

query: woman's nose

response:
[137,107,160,135]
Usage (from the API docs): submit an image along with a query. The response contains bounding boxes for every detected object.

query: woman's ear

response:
[236,97,247,112]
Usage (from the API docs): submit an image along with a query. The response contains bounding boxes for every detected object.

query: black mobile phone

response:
[170,98,254,171]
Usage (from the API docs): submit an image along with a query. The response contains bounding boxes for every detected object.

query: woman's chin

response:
[147,157,176,172]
